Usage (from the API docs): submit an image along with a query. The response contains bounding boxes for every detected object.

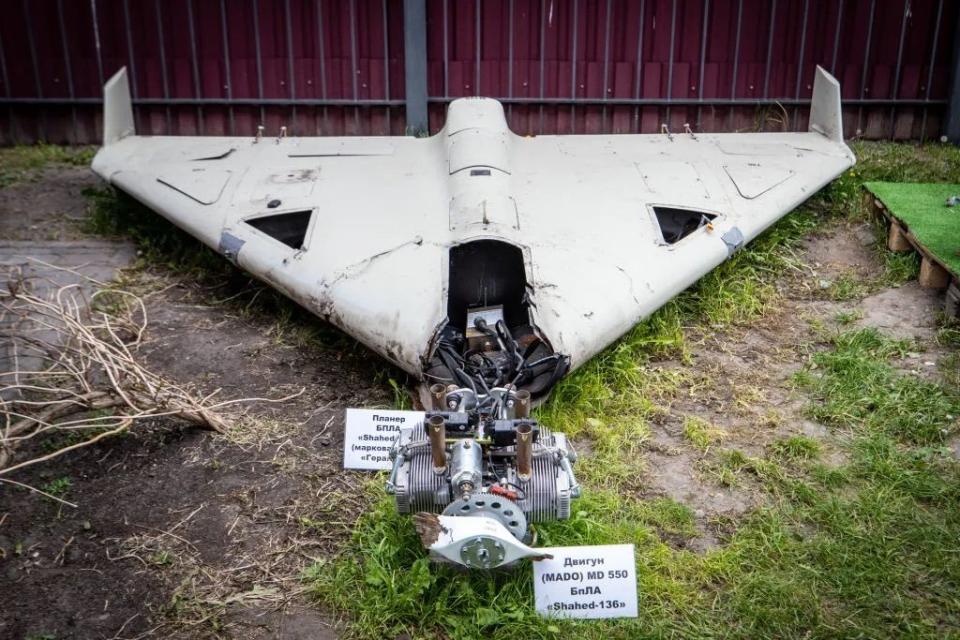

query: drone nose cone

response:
[444,98,509,136]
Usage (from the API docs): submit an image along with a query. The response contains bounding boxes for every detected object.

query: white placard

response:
[342,409,424,470]
[532,544,638,619]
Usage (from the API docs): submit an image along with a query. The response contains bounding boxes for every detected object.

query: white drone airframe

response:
[92,67,854,568]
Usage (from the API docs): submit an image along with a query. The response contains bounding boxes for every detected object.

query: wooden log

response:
[887,222,913,252]
[918,256,950,289]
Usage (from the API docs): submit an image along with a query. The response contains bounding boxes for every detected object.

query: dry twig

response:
[0,280,258,477]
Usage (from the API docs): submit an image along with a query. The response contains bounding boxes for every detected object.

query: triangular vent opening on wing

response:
[652,207,717,245]
[244,210,313,249]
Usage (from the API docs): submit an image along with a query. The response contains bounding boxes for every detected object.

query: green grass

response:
[771,436,821,461]
[148,550,174,566]
[301,142,960,638]
[824,271,871,301]
[307,326,960,639]
[865,181,960,275]
[682,416,724,450]
[0,144,96,188]
[40,477,71,499]
[69,140,960,637]
[794,328,959,445]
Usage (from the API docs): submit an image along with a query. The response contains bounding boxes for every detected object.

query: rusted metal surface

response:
[513,388,530,419]
[428,415,447,473]
[429,382,446,409]
[1,0,956,143]
[515,421,533,481]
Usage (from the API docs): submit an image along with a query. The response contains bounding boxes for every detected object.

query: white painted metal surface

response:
[92,67,854,382]
[423,514,548,568]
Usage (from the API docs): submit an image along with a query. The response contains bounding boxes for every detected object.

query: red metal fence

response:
[0,0,956,144]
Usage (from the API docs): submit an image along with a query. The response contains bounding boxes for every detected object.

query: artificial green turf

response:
[865,181,960,276]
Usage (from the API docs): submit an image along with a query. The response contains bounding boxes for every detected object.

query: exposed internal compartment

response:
[652,206,717,244]
[245,210,313,249]
[425,240,568,398]
[388,384,579,568]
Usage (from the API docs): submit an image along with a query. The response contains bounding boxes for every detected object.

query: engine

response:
[386,383,579,569]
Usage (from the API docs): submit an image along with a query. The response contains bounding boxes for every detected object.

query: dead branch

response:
[0,279,263,477]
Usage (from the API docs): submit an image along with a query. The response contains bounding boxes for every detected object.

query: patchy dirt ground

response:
[0,166,952,638]
[0,281,394,638]
[0,167,96,241]
[634,221,945,550]
[0,168,399,639]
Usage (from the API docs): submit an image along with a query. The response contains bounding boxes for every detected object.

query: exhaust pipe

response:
[516,422,533,481]
[428,414,447,474]
[514,389,531,419]
[429,383,447,410]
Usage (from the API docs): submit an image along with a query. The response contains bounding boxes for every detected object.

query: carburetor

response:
[386,383,579,569]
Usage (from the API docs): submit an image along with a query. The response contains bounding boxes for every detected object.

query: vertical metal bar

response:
[570,0,578,132]
[155,0,172,133]
[284,0,297,133]
[350,0,359,130]
[474,0,481,95]
[792,0,809,132]
[443,0,449,98]
[665,0,677,124]
[317,0,329,133]
[0,27,8,98]
[0,17,14,143]
[507,1,515,100]
[945,1,960,142]
[601,0,612,132]
[90,0,104,87]
[920,0,943,140]
[633,0,645,132]
[889,0,910,139]
[403,0,428,134]
[122,0,138,134]
[383,0,391,132]
[122,0,138,92]
[830,0,844,74]
[856,0,876,135]
[23,3,42,95]
[727,0,742,130]
[539,0,547,133]
[793,0,809,99]
[219,0,234,134]
[696,0,709,129]
[56,0,76,96]
[23,0,45,140]
[187,0,203,134]
[507,0,514,122]
[762,0,777,100]
[252,0,265,126]
[56,0,79,141]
